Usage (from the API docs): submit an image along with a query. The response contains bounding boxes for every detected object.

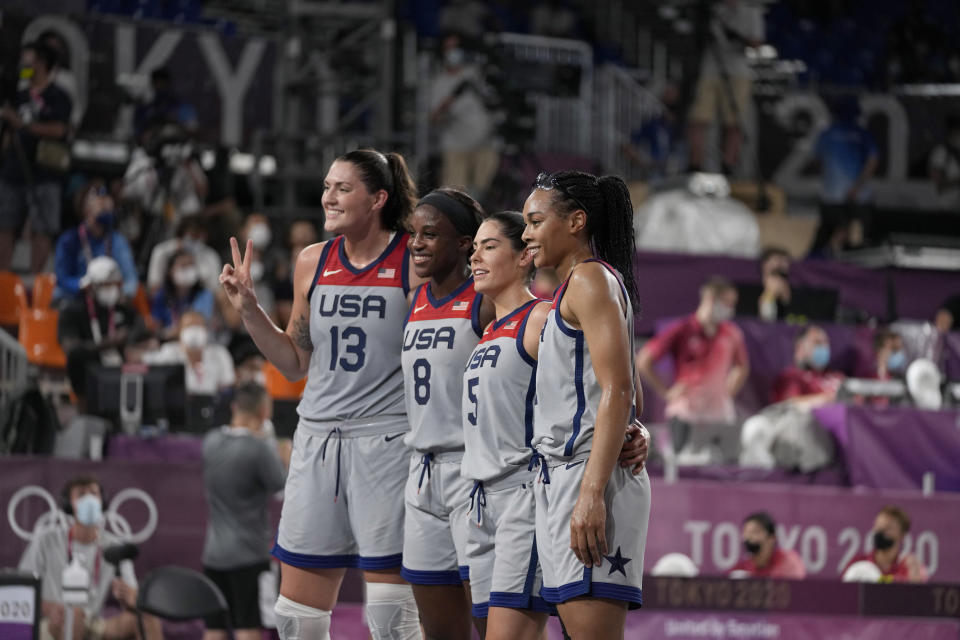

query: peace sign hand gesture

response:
[220,237,260,317]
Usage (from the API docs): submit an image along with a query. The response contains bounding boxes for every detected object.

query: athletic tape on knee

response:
[274,595,331,640]
[364,582,421,640]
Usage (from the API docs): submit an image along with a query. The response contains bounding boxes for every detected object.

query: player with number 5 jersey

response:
[220,149,427,640]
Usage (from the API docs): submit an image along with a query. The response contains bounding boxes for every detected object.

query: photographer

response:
[687,0,764,175]
[0,41,72,274]
[429,33,499,200]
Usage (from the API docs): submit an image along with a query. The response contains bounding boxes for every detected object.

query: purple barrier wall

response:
[5,460,960,587]
[633,251,958,335]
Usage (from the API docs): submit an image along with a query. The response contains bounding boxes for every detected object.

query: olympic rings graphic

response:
[7,485,158,543]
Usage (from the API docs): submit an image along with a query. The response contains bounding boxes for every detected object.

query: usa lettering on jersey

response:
[403,326,457,351]
[318,293,387,318]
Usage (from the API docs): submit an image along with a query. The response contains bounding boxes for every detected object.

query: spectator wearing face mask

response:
[17,476,162,640]
[843,505,928,583]
[772,325,845,408]
[146,311,234,396]
[53,179,138,303]
[729,512,806,580]
[872,329,908,381]
[233,343,267,386]
[637,276,749,461]
[146,216,222,296]
[237,213,275,318]
[150,248,214,337]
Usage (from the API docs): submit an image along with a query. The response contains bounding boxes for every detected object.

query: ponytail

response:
[337,149,418,232]
[538,170,640,312]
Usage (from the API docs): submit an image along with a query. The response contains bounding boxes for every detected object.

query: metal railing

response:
[595,64,665,179]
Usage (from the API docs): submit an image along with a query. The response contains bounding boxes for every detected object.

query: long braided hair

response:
[538,170,640,313]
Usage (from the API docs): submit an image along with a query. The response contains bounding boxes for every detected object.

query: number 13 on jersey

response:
[329,326,367,371]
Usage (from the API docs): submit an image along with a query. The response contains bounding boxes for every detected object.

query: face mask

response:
[711,303,734,324]
[809,344,830,370]
[873,530,895,551]
[181,325,208,350]
[173,266,199,288]
[887,350,907,372]
[743,540,762,555]
[248,223,272,250]
[445,48,465,67]
[182,236,204,250]
[249,260,265,282]
[74,494,103,526]
[95,211,116,228]
[95,285,121,308]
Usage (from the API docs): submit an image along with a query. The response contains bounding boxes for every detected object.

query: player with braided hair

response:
[522,171,650,639]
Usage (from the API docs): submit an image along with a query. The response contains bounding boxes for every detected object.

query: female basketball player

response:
[220,149,424,640]
[462,212,649,640]
[521,171,650,639]
[399,187,492,639]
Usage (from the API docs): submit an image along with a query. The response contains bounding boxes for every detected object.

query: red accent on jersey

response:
[407,280,478,323]
[315,234,408,288]
[480,300,541,343]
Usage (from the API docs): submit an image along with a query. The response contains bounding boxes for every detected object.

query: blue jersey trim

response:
[539,567,592,603]
[403,283,425,328]
[471,291,484,337]
[458,565,470,581]
[523,536,539,598]
[493,298,538,331]
[523,365,537,449]
[563,332,587,457]
[425,276,474,308]
[306,240,335,303]
[515,301,540,366]
[471,602,490,618]
[401,566,463,586]
[401,244,411,296]
[338,230,404,275]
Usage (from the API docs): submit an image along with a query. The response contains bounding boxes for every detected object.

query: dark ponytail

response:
[338,149,418,232]
[541,170,640,312]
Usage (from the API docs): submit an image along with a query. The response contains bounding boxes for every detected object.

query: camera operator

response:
[429,33,500,200]
[0,40,72,274]
[687,0,765,175]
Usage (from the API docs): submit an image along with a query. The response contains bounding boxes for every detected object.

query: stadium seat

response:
[32,273,56,309]
[132,284,157,330]
[0,271,27,327]
[263,361,306,399]
[136,565,233,639]
[18,308,67,368]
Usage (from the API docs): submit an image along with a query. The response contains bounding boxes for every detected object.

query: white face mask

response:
[173,266,199,288]
[94,285,121,308]
[445,48,465,68]
[248,223,272,250]
[249,260,265,282]
[181,325,208,350]
[74,494,103,526]
[711,302,734,324]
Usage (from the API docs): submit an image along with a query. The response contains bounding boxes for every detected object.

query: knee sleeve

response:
[364,582,421,640]
[273,595,331,640]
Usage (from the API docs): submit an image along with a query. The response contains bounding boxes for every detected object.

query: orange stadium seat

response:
[0,271,27,327]
[132,283,158,331]
[18,307,67,368]
[32,273,56,309]
[263,361,306,399]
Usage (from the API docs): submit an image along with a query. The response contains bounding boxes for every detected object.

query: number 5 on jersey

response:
[466,377,479,425]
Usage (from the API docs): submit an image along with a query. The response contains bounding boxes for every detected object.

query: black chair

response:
[135,565,234,639]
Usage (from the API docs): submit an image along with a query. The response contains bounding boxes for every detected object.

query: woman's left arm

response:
[563,263,635,568]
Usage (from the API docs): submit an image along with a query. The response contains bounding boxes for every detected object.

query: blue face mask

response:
[74,494,103,526]
[95,211,116,228]
[887,350,907,372]
[810,344,830,370]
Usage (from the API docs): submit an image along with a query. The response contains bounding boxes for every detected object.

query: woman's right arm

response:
[220,237,323,381]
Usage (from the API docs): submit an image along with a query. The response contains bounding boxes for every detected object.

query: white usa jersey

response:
[533,260,636,461]
[461,299,542,483]
[297,233,411,432]
[401,278,483,453]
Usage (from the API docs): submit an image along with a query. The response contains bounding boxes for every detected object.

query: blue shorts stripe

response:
[539,567,592,604]
[459,565,470,581]
[357,553,403,570]
[591,582,643,606]
[401,566,462,586]
[472,602,490,618]
[530,596,555,614]
[272,544,359,569]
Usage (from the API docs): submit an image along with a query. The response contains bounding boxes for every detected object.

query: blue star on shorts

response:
[605,546,631,577]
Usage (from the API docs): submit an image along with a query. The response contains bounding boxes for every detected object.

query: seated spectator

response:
[269,218,318,329]
[150,248,215,337]
[735,247,839,322]
[730,511,806,580]
[934,294,960,333]
[637,276,749,463]
[843,505,928,583]
[202,383,289,640]
[146,311,234,396]
[233,342,267,386]
[146,216,221,296]
[54,179,138,303]
[58,256,142,370]
[239,212,275,318]
[123,324,161,365]
[872,328,907,381]
[772,325,844,408]
[18,475,162,640]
